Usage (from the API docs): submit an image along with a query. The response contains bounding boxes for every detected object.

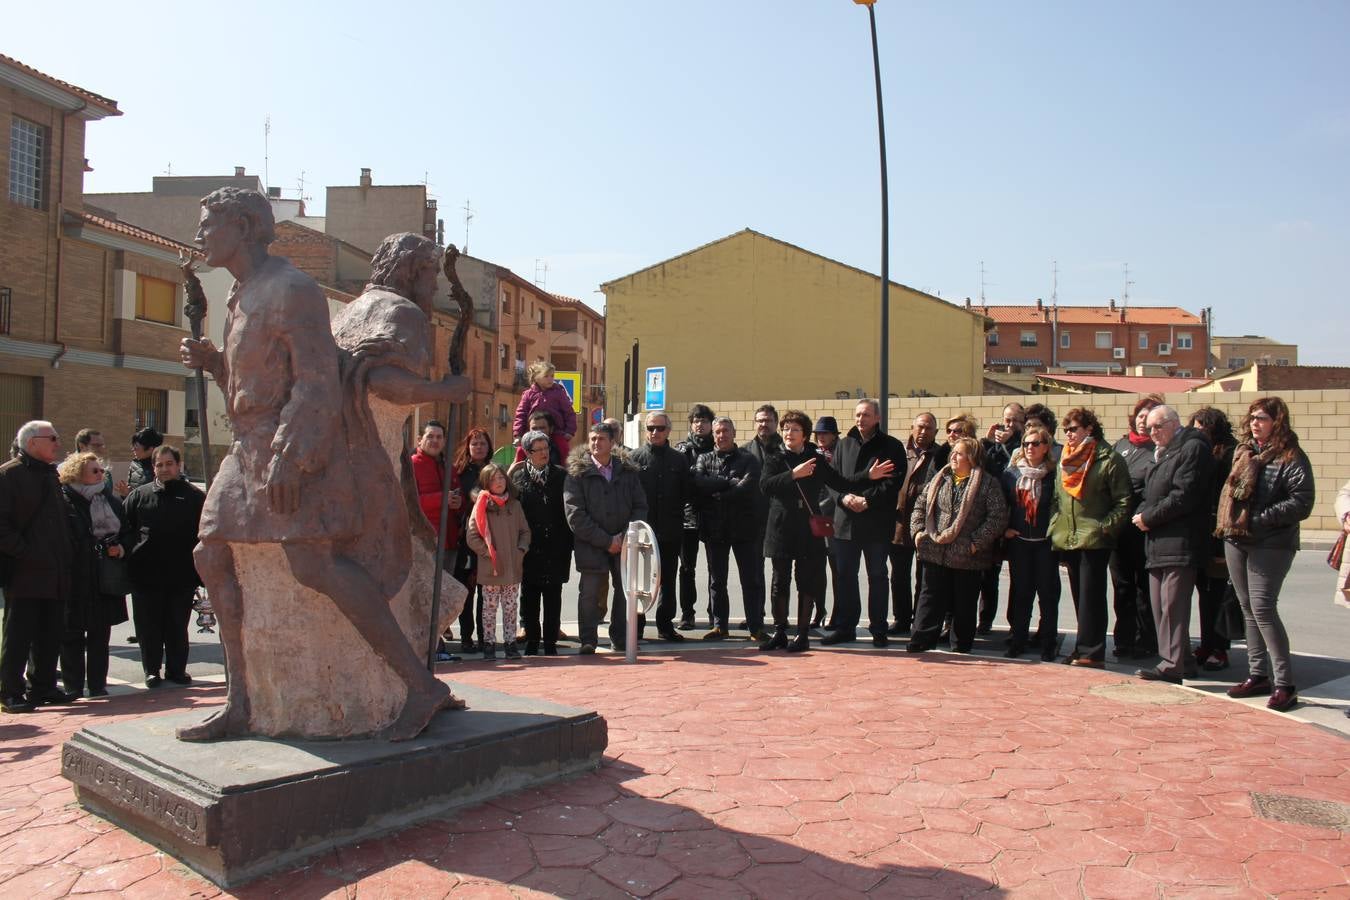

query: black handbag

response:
[97,546,132,597]
[1214,580,1246,642]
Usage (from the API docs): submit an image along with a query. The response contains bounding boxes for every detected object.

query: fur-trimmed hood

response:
[566,444,639,479]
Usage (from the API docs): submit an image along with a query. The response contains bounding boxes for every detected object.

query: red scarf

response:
[473,490,509,575]
[1126,430,1152,447]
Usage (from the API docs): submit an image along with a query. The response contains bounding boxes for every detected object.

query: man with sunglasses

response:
[630,411,690,641]
[0,421,77,713]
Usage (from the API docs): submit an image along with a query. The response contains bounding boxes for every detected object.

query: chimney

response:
[964,297,971,309]
[359,167,372,188]
[234,166,246,177]
[267,186,281,199]
[1036,298,1043,310]
[1108,298,1116,311]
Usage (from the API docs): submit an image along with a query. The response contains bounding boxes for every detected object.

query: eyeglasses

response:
[1063,425,1084,434]
[1250,413,1273,423]
[1147,422,1174,432]
[646,425,669,433]
[36,434,60,442]
[1022,440,1045,448]
[946,428,963,435]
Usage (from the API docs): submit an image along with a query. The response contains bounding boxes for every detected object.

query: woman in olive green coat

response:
[1048,407,1132,666]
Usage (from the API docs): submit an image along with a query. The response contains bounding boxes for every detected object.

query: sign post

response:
[644,366,667,412]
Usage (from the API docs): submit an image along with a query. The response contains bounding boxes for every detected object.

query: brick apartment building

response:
[977,298,1210,378]
[0,55,216,469]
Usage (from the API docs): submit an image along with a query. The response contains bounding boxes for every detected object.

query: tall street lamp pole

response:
[856,0,889,426]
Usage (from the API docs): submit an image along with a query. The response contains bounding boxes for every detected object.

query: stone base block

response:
[61,682,606,887]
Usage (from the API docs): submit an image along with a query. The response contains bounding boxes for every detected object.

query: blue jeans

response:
[830,538,891,637]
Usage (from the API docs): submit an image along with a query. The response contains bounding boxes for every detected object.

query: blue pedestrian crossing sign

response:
[644,366,666,411]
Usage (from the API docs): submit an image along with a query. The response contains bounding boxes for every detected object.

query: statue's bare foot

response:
[386,681,453,742]
[446,694,467,711]
[177,704,249,742]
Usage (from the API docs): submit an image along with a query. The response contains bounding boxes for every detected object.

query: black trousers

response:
[1006,539,1061,649]
[888,543,919,630]
[678,528,701,622]
[978,560,1003,629]
[649,537,681,632]
[1064,548,1113,662]
[1195,571,1233,654]
[520,582,562,651]
[61,623,112,693]
[1,596,61,699]
[912,564,983,651]
[454,551,481,645]
[131,585,195,678]
[769,554,826,633]
[706,540,763,632]
[830,538,891,637]
[1109,523,1156,652]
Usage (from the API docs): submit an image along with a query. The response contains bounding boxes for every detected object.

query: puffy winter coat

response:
[410,449,460,549]
[514,382,578,439]
[691,446,760,544]
[910,466,1008,571]
[1137,426,1214,570]
[563,448,648,572]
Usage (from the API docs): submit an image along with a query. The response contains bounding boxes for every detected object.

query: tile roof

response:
[74,211,198,254]
[548,294,604,318]
[981,304,1202,326]
[1036,374,1209,394]
[0,54,120,115]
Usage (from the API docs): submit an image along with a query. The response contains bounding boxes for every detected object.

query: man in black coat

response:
[691,417,761,640]
[740,404,782,639]
[0,421,76,712]
[674,404,715,629]
[822,399,907,647]
[124,446,205,687]
[1132,405,1214,684]
[630,411,690,642]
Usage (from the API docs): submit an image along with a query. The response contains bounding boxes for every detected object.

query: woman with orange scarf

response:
[1047,408,1132,667]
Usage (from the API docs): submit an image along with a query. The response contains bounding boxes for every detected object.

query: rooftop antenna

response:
[534,259,548,288]
[263,116,271,194]
[162,163,172,176]
[1122,263,1133,309]
[979,261,989,305]
[462,199,473,254]
[296,170,313,204]
[1051,260,1058,306]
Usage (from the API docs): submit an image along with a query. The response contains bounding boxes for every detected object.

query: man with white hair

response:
[0,421,77,713]
[1132,404,1213,684]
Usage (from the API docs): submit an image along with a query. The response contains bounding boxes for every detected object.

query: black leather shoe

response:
[166,672,193,685]
[758,629,788,652]
[887,622,910,636]
[820,630,853,645]
[1227,676,1272,698]
[1004,643,1025,659]
[1136,668,1182,685]
[906,641,933,654]
[1,696,35,713]
[36,688,80,705]
[1040,647,1057,662]
[88,688,110,697]
[657,629,686,642]
[871,634,889,648]
[145,675,163,688]
[677,617,696,631]
[787,634,810,653]
[976,622,993,636]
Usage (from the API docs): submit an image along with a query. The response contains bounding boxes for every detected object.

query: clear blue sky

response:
[12,1,1348,362]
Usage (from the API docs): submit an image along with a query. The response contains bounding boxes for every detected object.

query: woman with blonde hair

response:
[57,451,132,697]
[512,360,576,461]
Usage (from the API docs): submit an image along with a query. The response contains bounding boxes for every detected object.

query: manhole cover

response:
[1252,793,1350,832]
[1089,681,1200,705]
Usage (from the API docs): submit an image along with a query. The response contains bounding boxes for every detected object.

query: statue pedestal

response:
[61,683,606,888]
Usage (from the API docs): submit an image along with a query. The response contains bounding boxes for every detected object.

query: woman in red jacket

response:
[410,420,462,660]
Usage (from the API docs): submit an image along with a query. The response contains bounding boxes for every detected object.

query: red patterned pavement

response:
[2,648,1349,897]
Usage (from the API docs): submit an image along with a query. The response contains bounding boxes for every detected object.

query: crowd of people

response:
[3,388,1336,716]
[411,391,1330,713]
[1,424,203,713]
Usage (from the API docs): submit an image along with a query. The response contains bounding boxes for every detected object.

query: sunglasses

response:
[1022,440,1045,448]
[1250,413,1273,423]
[1063,425,1084,434]
[36,434,60,442]
[646,425,669,432]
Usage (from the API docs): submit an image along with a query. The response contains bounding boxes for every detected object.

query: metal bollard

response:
[620,520,662,663]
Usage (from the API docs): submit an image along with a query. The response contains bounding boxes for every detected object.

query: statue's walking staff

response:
[428,244,474,671]
[179,253,214,488]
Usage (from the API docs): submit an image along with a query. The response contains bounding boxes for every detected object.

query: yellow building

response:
[600,229,989,415]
